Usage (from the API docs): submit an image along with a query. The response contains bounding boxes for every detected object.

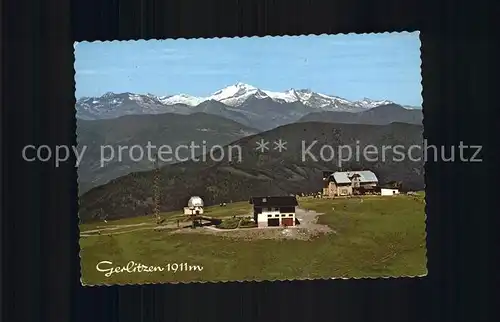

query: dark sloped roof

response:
[378,185,399,190]
[332,171,378,184]
[249,196,298,207]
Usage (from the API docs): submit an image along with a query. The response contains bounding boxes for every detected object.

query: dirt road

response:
[80,221,189,237]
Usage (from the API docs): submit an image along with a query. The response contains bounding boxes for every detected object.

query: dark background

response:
[1,0,494,321]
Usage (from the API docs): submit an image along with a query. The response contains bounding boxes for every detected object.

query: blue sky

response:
[75,32,422,106]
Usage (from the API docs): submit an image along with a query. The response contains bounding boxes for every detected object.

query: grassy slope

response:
[79,193,427,284]
[79,202,251,232]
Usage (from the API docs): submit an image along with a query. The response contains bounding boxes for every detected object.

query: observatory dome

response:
[187,196,204,208]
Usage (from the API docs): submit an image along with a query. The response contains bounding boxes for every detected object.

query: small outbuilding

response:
[249,196,298,228]
[380,188,400,196]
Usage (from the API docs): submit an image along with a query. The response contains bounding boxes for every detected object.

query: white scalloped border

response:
[74,30,427,287]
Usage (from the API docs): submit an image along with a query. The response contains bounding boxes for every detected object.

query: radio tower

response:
[152,153,162,224]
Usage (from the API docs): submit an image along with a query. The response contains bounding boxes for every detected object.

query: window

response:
[267,214,272,218]
[281,214,286,217]
[274,214,279,217]
[289,214,293,217]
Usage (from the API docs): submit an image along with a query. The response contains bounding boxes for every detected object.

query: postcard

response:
[75,32,427,285]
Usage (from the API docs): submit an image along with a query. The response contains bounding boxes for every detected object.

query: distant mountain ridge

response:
[298,104,423,125]
[76,84,424,198]
[158,82,394,109]
[76,82,418,122]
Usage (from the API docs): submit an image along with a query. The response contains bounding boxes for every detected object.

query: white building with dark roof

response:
[322,170,379,197]
[249,196,298,228]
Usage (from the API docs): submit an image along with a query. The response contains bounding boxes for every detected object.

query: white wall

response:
[258,210,279,224]
[257,209,295,227]
[183,206,204,215]
[381,188,399,196]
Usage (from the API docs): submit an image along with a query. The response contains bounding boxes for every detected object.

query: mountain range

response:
[76,83,419,129]
[76,83,424,216]
[157,82,395,108]
[297,103,423,125]
[77,104,422,193]
[78,121,425,223]
[77,112,258,194]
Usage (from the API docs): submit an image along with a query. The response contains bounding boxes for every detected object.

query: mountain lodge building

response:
[249,196,298,228]
[322,170,379,197]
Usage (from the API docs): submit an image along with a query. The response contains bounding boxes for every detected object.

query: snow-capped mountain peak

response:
[102,92,116,99]
[352,97,394,108]
[158,93,205,106]
[207,82,262,106]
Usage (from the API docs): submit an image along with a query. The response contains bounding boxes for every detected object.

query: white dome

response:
[187,196,204,208]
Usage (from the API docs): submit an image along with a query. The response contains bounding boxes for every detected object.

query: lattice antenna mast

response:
[152,153,161,223]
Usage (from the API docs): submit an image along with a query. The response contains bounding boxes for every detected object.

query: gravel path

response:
[80,208,334,241]
[170,208,333,241]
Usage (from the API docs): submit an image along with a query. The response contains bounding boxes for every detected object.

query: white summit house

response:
[249,196,299,228]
